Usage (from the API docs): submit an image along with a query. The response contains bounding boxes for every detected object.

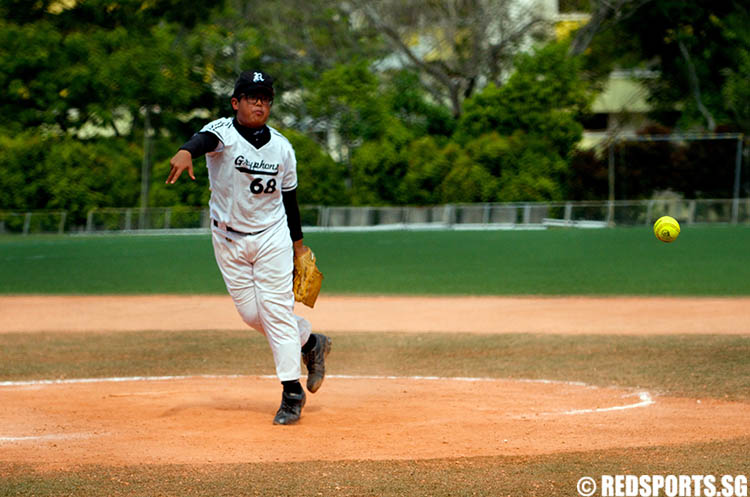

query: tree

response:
[0,0,223,217]
[0,0,216,134]
[456,42,591,154]
[351,0,552,118]
[579,0,750,133]
[0,132,140,224]
[568,0,653,56]
[397,136,452,204]
[450,42,592,201]
[349,122,414,205]
[306,61,389,158]
[439,158,499,203]
[719,12,750,134]
[284,129,350,206]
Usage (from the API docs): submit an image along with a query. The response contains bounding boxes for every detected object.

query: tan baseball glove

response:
[293,250,323,308]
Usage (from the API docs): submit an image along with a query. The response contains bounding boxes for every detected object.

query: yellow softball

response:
[653,215,680,243]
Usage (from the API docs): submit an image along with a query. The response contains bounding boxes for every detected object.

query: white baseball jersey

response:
[200,118,297,233]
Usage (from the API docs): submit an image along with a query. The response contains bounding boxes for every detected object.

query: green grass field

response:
[1,225,750,295]
[1,226,748,496]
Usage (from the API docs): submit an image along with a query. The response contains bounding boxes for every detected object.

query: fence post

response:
[443,204,455,227]
[201,208,210,228]
[605,201,614,226]
[731,137,743,224]
[23,212,31,235]
[688,199,695,224]
[86,209,94,232]
[321,206,330,228]
[165,208,171,229]
[608,142,616,227]
[58,211,66,234]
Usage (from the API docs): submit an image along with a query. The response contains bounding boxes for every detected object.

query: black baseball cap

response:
[232,70,275,99]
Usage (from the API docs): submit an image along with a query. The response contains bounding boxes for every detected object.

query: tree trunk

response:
[678,39,717,131]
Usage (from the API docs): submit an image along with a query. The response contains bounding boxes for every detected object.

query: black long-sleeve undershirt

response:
[179,131,218,157]
[282,188,303,242]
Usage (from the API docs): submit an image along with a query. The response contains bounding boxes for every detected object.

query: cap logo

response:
[253,72,264,82]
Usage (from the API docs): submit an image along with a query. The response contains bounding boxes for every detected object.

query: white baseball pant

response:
[211,217,312,381]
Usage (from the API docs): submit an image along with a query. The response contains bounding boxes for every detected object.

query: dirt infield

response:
[2,295,749,334]
[1,295,749,469]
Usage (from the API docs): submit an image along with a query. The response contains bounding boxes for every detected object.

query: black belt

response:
[213,219,266,236]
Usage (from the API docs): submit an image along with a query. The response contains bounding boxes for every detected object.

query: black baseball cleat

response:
[273,389,306,425]
[302,333,332,393]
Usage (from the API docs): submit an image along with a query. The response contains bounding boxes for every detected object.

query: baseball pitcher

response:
[166,70,331,425]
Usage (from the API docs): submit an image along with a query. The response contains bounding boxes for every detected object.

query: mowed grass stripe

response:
[1,225,750,295]
[1,331,747,401]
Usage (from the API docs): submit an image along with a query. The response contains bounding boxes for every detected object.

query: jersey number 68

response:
[250,178,276,194]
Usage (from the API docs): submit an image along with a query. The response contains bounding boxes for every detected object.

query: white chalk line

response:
[0,433,91,443]
[546,391,655,416]
[0,374,596,388]
[0,373,653,408]
[0,374,249,387]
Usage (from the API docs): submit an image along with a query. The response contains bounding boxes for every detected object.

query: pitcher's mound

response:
[2,375,748,469]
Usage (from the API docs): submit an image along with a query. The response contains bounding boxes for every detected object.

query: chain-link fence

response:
[2,198,748,235]
[0,211,68,235]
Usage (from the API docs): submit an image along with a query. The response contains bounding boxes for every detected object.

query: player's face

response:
[232,93,272,128]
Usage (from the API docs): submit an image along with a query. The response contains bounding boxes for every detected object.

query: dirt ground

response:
[1,295,749,469]
[2,295,749,335]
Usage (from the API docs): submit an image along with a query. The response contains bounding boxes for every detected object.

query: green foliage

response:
[0,0,597,211]
[3,0,746,213]
[344,44,590,205]
[385,70,456,138]
[496,136,568,201]
[457,42,590,154]
[0,19,64,131]
[149,154,211,208]
[592,0,750,133]
[439,156,499,203]
[307,60,390,148]
[396,136,451,205]
[0,1,214,135]
[0,132,50,210]
[41,139,140,222]
[416,42,593,203]
[250,0,384,106]
[0,134,140,224]
[350,136,407,205]
[720,20,750,132]
[284,129,350,206]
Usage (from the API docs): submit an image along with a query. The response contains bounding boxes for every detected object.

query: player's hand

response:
[166,149,195,184]
[293,239,310,260]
